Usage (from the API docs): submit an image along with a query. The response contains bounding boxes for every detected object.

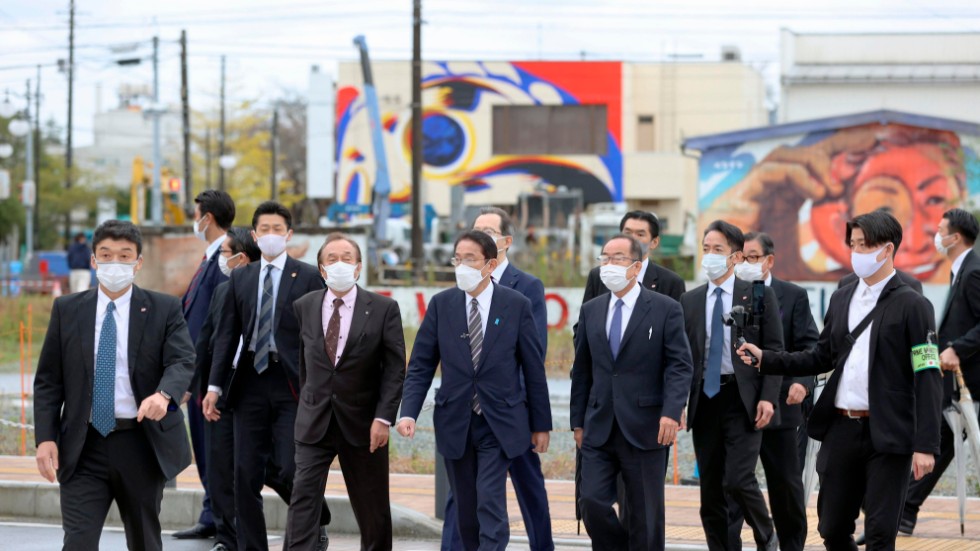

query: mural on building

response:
[335,61,623,211]
[697,123,980,283]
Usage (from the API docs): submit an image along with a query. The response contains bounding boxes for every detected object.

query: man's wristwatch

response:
[158,390,173,402]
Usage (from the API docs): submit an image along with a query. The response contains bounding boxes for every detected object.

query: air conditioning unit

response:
[721,45,741,62]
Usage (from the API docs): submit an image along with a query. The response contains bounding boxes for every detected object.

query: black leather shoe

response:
[209,544,230,551]
[316,525,329,551]
[762,532,778,551]
[898,517,915,535]
[172,523,216,539]
[855,533,866,546]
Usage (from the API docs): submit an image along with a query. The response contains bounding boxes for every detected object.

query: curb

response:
[0,482,443,538]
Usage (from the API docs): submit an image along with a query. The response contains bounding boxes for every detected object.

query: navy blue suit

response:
[401,283,552,551]
[181,248,227,529]
[442,263,554,550]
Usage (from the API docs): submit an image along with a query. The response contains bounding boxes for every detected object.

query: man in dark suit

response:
[34,220,195,550]
[286,233,406,551]
[398,230,552,551]
[437,207,553,551]
[203,201,327,551]
[570,233,693,549]
[681,219,783,551]
[728,232,818,551]
[738,210,943,550]
[176,189,235,540]
[899,208,980,533]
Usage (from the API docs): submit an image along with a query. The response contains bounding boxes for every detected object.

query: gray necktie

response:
[468,298,483,414]
[254,265,275,374]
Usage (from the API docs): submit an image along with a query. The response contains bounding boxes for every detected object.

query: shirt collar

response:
[97,285,133,311]
[857,269,896,300]
[491,258,509,283]
[708,273,736,296]
[952,248,971,279]
[470,281,494,312]
[616,280,642,310]
[641,258,650,279]
[326,285,357,308]
[260,251,288,272]
[205,234,225,260]
[764,273,772,287]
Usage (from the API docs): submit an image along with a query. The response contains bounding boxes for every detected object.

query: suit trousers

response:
[580,418,668,551]
[816,416,912,551]
[728,427,807,551]
[902,414,957,526]
[60,425,165,551]
[444,411,514,551]
[692,382,773,551]
[187,392,214,526]
[287,417,392,551]
[441,447,554,551]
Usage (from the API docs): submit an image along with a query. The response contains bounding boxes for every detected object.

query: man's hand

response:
[202,391,221,422]
[941,346,961,372]
[36,441,58,483]
[755,400,774,430]
[396,418,416,438]
[137,392,170,422]
[737,342,763,370]
[182,391,192,405]
[531,431,550,454]
[658,417,679,446]
[679,409,687,431]
[787,383,807,405]
[912,452,935,481]
[369,420,390,453]
[573,428,583,449]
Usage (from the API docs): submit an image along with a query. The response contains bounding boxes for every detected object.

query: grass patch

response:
[0,296,51,369]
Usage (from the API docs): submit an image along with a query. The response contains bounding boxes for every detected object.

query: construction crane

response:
[353,35,391,246]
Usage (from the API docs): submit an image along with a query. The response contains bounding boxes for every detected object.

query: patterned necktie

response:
[704,287,724,398]
[93,301,117,436]
[182,254,208,309]
[468,298,483,414]
[254,265,275,374]
[608,299,624,361]
[324,297,344,364]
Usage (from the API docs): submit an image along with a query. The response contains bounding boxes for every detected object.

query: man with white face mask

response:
[34,220,195,550]
[398,230,552,551]
[680,219,784,551]
[285,233,406,551]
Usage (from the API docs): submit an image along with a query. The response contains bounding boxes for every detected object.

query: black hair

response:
[943,208,979,245]
[227,227,261,262]
[846,210,903,251]
[477,206,515,237]
[604,233,644,262]
[703,219,745,252]
[251,201,293,230]
[620,210,660,238]
[743,231,774,256]
[318,232,363,263]
[92,220,142,256]
[454,230,498,261]
[195,189,236,229]
[74,232,86,242]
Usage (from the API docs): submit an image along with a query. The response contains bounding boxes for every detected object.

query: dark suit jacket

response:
[293,286,406,447]
[768,277,819,429]
[499,262,548,352]
[182,250,228,343]
[941,250,980,393]
[582,260,686,304]
[838,269,923,294]
[681,278,784,428]
[34,286,196,482]
[761,276,943,455]
[193,281,229,398]
[400,284,553,460]
[209,255,325,403]
[570,286,693,449]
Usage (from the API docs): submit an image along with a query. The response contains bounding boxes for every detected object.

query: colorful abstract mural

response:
[335,61,623,211]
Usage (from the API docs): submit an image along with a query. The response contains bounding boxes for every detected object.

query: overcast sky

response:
[3,0,980,147]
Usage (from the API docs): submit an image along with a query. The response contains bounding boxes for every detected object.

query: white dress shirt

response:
[491,258,509,283]
[605,281,641,342]
[640,258,650,282]
[706,274,736,375]
[835,270,897,410]
[467,282,494,338]
[250,251,287,352]
[951,248,970,285]
[94,287,139,419]
[205,234,224,261]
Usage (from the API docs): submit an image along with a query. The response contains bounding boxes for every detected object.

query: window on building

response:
[637,115,655,151]
[492,105,607,155]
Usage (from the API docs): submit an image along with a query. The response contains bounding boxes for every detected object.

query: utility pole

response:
[270,104,279,201]
[204,127,212,190]
[411,0,423,282]
[180,29,192,206]
[64,0,74,243]
[33,65,40,248]
[150,35,162,224]
[218,55,226,191]
[24,79,34,262]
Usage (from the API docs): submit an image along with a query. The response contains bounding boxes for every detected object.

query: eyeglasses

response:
[219,248,235,256]
[480,229,503,238]
[743,254,770,264]
[597,255,639,266]
[450,257,487,268]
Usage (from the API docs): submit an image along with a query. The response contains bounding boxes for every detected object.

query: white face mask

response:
[600,263,635,293]
[701,253,731,281]
[934,232,951,256]
[96,261,138,293]
[323,261,358,293]
[494,236,509,255]
[193,216,210,243]
[851,246,887,279]
[455,263,489,293]
[218,253,241,277]
[257,233,288,258]
[734,261,765,282]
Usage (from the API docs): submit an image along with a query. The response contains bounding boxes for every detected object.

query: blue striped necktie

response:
[704,287,724,398]
[93,301,117,436]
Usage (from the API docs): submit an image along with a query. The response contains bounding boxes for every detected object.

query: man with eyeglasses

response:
[434,207,554,551]
[398,230,552,551]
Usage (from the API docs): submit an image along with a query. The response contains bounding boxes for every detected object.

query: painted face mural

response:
[697,123,979,283]
[335,61,623,212]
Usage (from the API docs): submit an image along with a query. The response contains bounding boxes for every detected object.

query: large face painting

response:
[336,61,623,211]
[697,123,980,283]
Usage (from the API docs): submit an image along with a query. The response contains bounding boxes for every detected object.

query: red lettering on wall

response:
[415,292,427,319]
[545,293,569,329]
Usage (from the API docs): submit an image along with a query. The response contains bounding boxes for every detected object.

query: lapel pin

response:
[651,283,657,288]
[494,318,500,325]
[291,272,297,278]
[140,307,147,313]
[742,296,748,301]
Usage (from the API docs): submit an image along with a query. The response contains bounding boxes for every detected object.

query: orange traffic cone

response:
[51,280,63,298]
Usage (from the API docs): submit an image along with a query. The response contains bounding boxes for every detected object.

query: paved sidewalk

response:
[2,455,980,550]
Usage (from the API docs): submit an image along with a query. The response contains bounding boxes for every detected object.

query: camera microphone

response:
[460,333,470,339]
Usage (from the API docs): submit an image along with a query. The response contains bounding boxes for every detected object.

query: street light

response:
[8,119,29,138]
[0,98,15,119]
[0,144,12,159]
